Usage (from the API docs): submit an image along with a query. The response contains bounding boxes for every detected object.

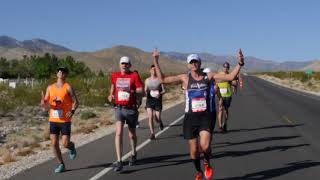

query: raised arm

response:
[211,49,244,81]
[152,48,185,84]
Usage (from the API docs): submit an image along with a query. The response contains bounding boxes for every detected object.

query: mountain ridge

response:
[0,35,317,72]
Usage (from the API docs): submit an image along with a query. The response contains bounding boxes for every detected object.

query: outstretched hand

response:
[152,48,160,60]
[237,48,244,64]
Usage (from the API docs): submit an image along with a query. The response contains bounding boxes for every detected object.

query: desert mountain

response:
[301,60,320,72]
[162,52,313,72]
[0,36,316,72]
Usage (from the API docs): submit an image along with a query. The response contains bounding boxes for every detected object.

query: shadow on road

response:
[214,124,304,134]
[65,162,113,172]
[213,135,301,148]
[213,144,310,159]
[216,160,320,180]
[120,153,190,174]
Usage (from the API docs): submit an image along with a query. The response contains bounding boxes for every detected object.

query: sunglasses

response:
[189,60,199,64]
[121,63,129,65]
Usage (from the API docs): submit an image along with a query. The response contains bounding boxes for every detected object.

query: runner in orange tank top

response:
[41,67,79,173]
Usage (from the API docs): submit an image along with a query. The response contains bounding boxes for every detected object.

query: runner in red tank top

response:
[108,56,143,172]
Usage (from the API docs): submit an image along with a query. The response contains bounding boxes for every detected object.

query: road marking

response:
[281,115,293,124]
[88,115,185,180]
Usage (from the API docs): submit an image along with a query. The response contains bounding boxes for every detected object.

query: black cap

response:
[57,67,69,74]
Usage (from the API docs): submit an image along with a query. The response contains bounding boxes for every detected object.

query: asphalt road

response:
[10,76,320,180]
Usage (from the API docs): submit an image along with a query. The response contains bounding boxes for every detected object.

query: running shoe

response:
[54,163,65,173]
[150,133,156,140]
[195,171,203,180]
[113,161,123,172]
[218,127,224,133]
[128,154,137,166]
[204,161,214,179]
[69,143,77,160]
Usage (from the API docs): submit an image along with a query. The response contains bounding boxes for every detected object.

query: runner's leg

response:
[147,108,155,135]
[50,134,63,164]
[115,121,124,162]
[128,127,137,156]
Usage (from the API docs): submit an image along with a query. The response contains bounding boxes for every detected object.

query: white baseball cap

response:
[120,56,131,64]
[187,54,201,63]
[203,67,211,73]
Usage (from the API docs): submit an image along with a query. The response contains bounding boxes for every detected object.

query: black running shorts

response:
[49,122,71,136]
[222,97,232,109]
[145,98,162,111]
[183,111,216,139]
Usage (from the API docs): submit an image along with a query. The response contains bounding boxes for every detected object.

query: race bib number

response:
[118,91,130,101]
[191,98,207,112]
[150,90,160,98]
[220,88,228,95]
[52,109,63,118]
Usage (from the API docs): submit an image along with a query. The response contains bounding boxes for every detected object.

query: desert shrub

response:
[80,111,97,120]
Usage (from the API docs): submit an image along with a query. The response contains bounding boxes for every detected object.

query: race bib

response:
[220,88,228,95]
[191,98,207,112]
[52,109,63,118]
[118,91,130,101]
[150,90,160,98]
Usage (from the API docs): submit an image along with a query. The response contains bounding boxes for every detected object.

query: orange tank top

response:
[48,83,73,123]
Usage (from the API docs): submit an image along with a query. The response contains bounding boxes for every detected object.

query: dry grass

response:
[42,126,50,141]
[100,118,113,126]
[16,147,36,157]
[2,149,15,163]
[74,123,98,134]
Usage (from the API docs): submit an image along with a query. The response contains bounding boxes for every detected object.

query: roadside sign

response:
[305,69,313,76]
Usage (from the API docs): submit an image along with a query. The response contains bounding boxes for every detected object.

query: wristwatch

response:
[238,62,245,66]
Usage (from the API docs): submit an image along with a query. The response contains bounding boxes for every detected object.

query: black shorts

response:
[50,122,71,136]
[145,98,162,111]
[222,97,232,109]
[183,112,216,139]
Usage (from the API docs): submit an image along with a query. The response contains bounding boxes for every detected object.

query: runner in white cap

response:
[152,49,245,180]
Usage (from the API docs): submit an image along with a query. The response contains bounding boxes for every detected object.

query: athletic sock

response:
[192,158,201,172]
[68,141,75,150]
[204,152,211,164]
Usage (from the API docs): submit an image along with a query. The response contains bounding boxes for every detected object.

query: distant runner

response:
[108,56,144,172]
[41,67,79,173]
[153,49,245,180]
[145,65,165,140]
[217,62,238,133]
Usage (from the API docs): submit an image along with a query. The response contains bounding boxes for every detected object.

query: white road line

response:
[88,115,185,180]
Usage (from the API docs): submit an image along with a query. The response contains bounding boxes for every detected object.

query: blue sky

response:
[1,0,319,61]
